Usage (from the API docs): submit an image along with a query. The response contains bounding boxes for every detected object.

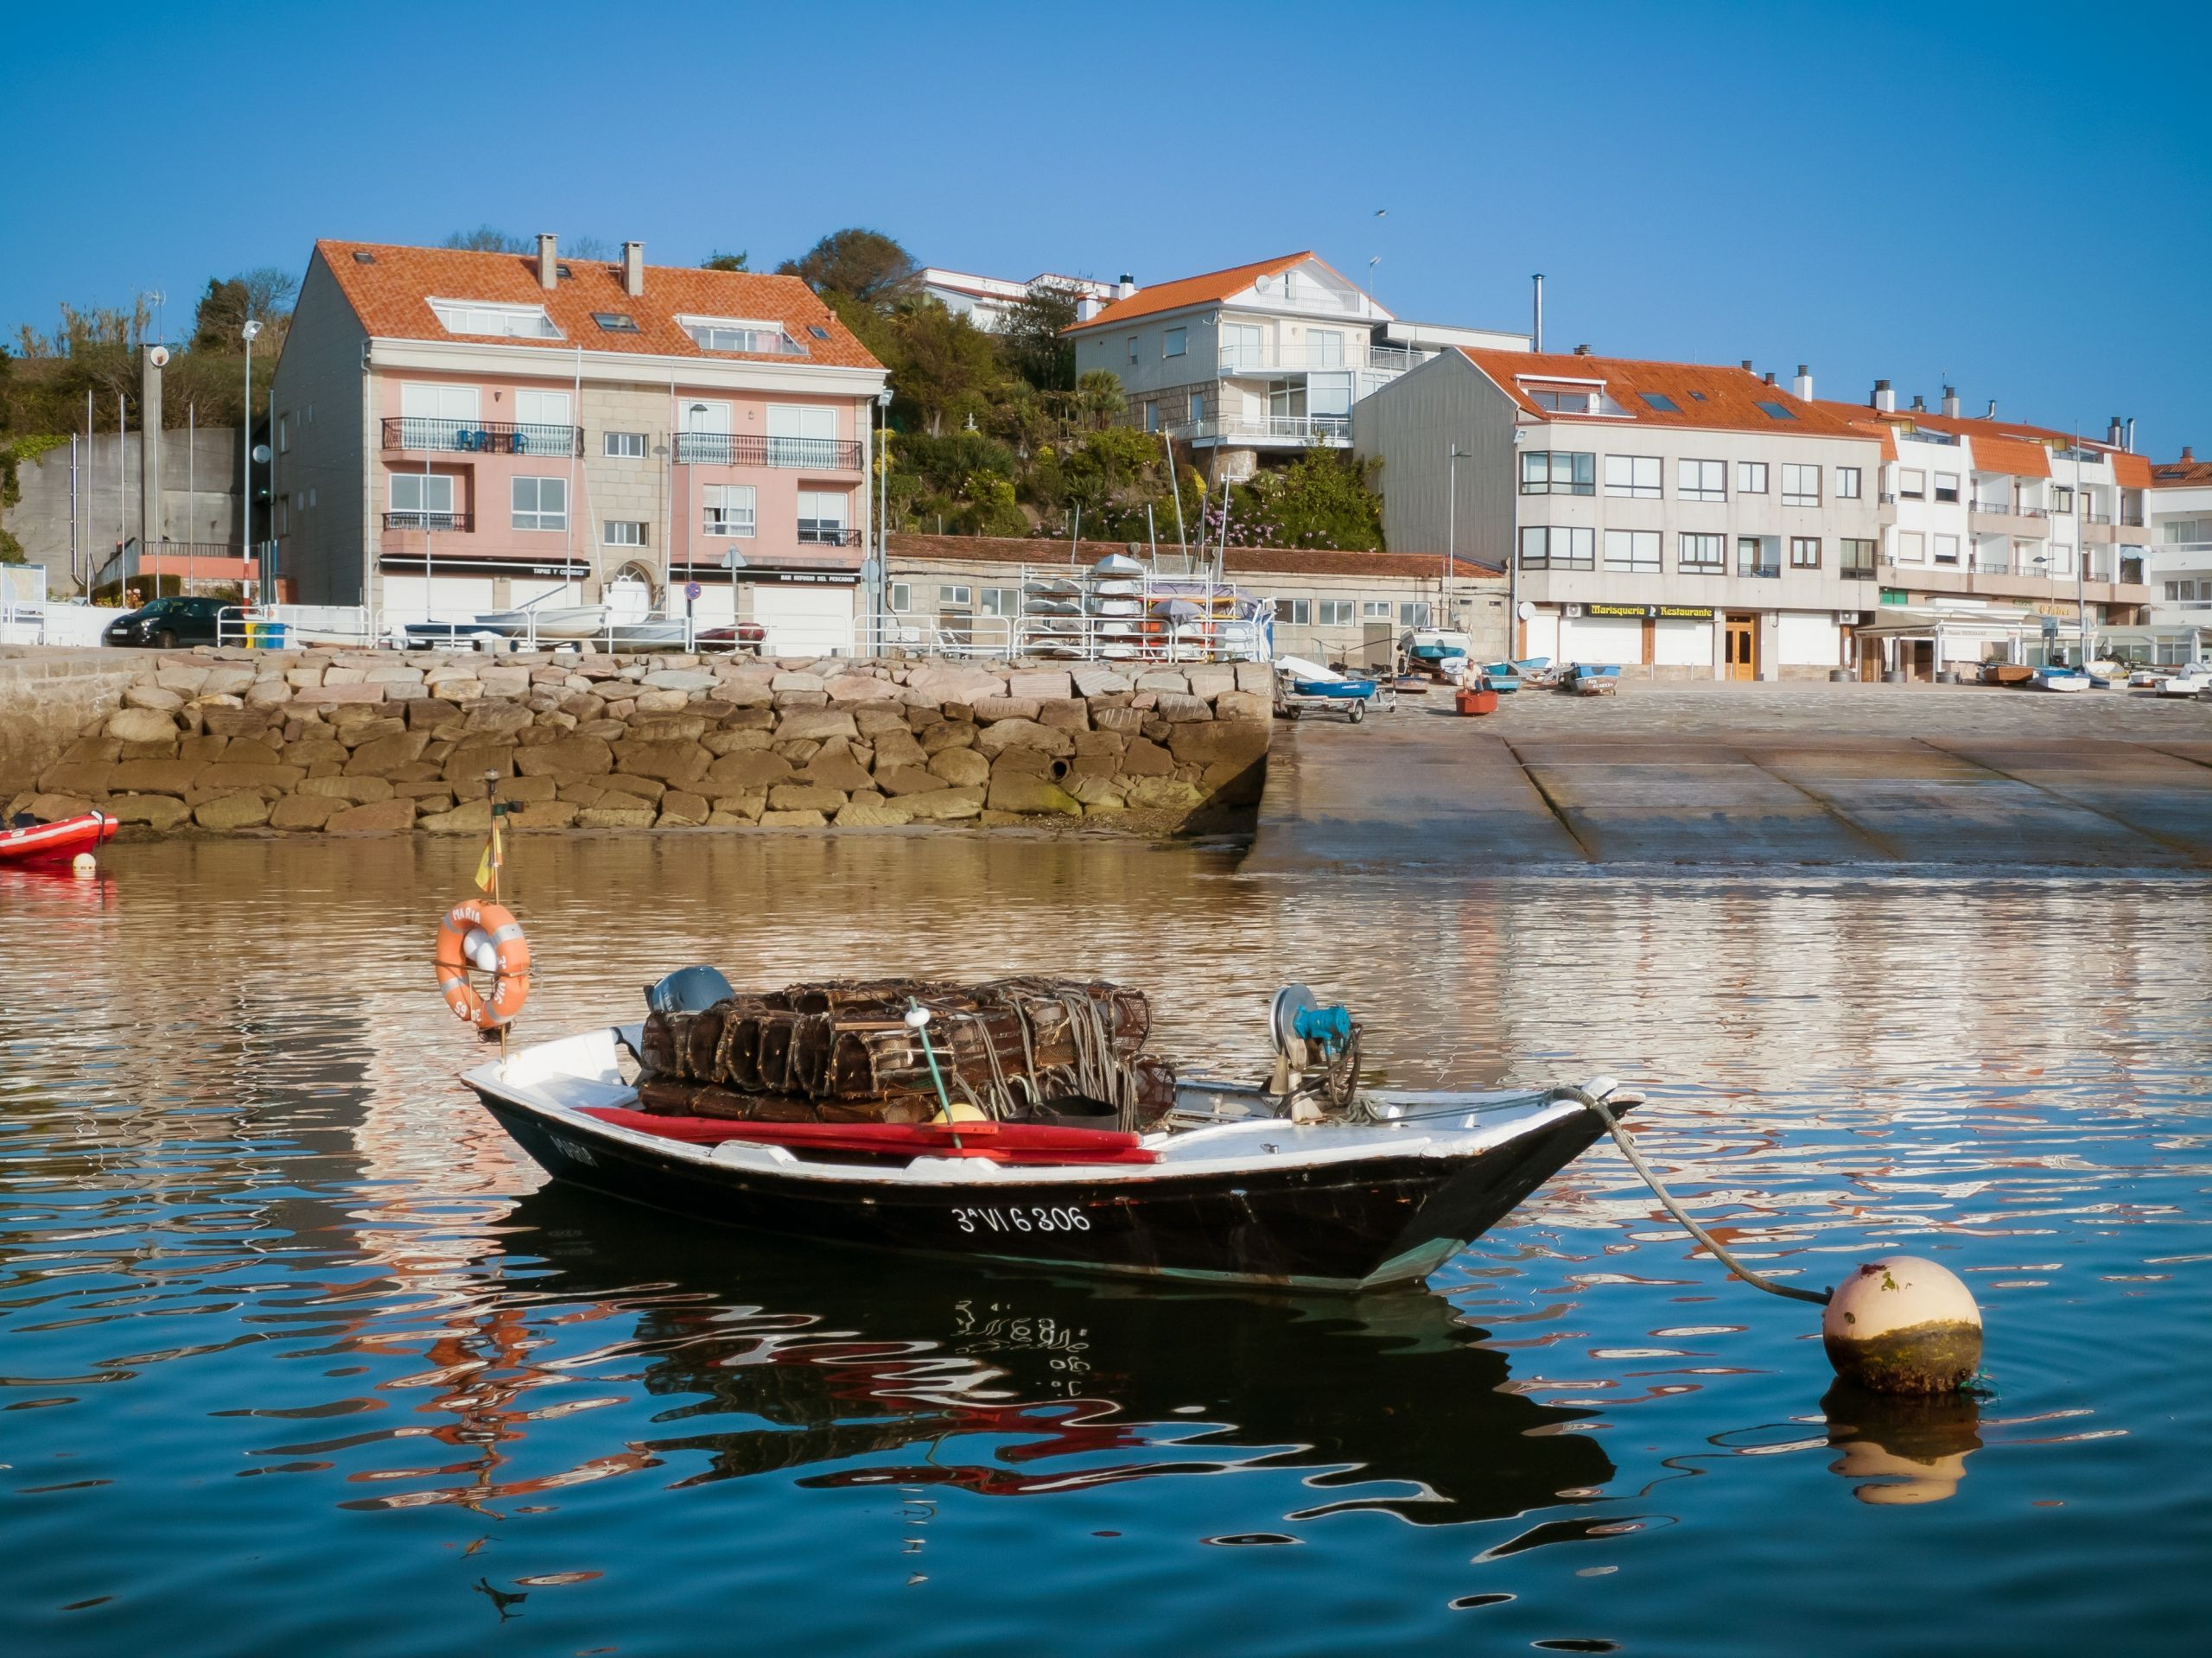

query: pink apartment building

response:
[268,236,887,650]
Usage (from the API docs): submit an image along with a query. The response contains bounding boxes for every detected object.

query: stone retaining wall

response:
[7,648,1273,835]
[0,649,141,797]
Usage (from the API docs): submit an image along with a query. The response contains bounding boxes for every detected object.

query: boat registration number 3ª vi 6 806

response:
[954,1205,1092,1235]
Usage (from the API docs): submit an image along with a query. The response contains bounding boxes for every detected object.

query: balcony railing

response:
[382,417,582,456]
[2086,510,2113,525]
[1213,344,1434,375]
[1736,559,1782,579]
[1172,414,1351,444]
[383,511,473,531]
[796,524,861,547]
[1840,560,1878,579]
[675,432,863,469]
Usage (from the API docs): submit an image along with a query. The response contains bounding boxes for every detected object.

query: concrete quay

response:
[1247,680,2212,872]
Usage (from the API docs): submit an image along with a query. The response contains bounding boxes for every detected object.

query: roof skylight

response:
[429,299,561,340]
[1755,400,1797,420]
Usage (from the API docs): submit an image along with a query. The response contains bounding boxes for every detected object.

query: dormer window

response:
[680,315,803,355]
[429,299,560,339]
[1522,379,1631,417]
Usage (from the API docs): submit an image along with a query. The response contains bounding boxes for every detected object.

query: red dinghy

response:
[0,810,118,866]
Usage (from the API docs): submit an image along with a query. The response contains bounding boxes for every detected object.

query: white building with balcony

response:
[2139,447,2212,662]
[267,236,887,651]
[1065,252,1527,481]
[916,268,1118,332]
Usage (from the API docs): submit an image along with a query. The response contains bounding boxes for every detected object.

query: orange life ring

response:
[434,899,531,1029]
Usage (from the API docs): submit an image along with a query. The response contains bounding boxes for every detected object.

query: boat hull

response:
[0,810,118,864]
[474,1093,1609,1291]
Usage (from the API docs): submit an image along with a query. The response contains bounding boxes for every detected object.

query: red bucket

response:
[1455,687,1499,716]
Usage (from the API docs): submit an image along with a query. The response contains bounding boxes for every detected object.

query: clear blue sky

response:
[4,0,2205,450]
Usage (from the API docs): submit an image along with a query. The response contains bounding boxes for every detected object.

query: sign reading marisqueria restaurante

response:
[1584,603,1716,620]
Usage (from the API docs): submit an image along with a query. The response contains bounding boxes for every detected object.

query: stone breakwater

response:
[6,649,1274,835]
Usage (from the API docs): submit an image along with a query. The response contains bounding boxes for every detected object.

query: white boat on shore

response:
[471,604,611,640]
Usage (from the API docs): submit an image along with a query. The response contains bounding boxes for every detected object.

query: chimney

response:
[1573,342,1592,356]
[1531,273,1544,353]
[2183,445,2196,462]
[1741,359,1754,372]
[1764,371,1777,386]
[1116,272,1137,301]
[1910,394,1926,412]
[537,232,558,289]
[621,240,645,297]
[2125,416,2135,453]
[1874,378,1896,413]
[2106,416,2125,447]
[1792,364,1813,400]
[1942,385,1961,417]
[1986,398,1998,418]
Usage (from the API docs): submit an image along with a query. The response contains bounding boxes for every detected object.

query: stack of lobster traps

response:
[634,976,1175,1131]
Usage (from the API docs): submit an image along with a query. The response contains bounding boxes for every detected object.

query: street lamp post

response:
[241,318,261,595]
[874,385,893,651]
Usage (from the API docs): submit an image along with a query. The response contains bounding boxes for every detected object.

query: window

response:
[1190,391,1206,422]
[1782,464,1821,507]
[980,588,1020,618]
[1398,601,1431,627]
[430,299,560,339]
[390,473,455,528]
[797,490,849,543]
[767,404,841,467]
[1127,336,1139,365]
[940,585,971,607]
[1143,401,1159,433]
[1840,538,1878,575]
[2050,485,2074,513]
[681,315,797,354]
[1276,598,1312,626]
[702,484,755,537]
[1531,386,1594,414]
[604,520,648,548]
[1604,529,1662,572]
[1605,454,1662,499]
[511,476,568,531]
[1678,459,1726,502]
[277,413,292,454]
[1933,533,1960,566]
[1836,466,1862,499]
[514,390,572,455]
[1306,329,1345,367]
[275,495,289,533]
[1897,467,1926,499]
[1738,537,1775,576]
[1361,600,1393,619]
[593,312,639,333]
[1755,400,1796,421]
[1164,327,1187,358]
[1934,472,1961,504]
[1519,525,1595,569]
[1679,533,1724,570]
[889,582,912,613]
[1521,450,1596,495]
[1318,599,1357,626]
[1789,536,1821,569]
[1895,530,1924,564]
[605,430,647,459]
[1738,461,1769,494]
[1640,392,1681,413]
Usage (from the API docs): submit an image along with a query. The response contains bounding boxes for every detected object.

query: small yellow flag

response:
[474,816,503,893]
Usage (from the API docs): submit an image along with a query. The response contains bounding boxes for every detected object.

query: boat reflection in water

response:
[1821,1383,1985,1506]
[347,1185,1616,1531]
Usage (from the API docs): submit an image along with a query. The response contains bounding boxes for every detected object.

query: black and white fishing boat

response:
[461,973,1639,1293]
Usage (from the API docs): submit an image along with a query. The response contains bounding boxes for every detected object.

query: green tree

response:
[778,228,917,308]
[887,299,1003,436]
[1227,450,1385,550]
[701,250,749,271]
[999,281,1082,392]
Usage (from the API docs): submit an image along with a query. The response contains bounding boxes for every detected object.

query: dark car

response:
[104,595,231,649]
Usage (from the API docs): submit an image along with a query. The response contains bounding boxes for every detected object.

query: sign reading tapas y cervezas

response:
[1584,603,1716,620]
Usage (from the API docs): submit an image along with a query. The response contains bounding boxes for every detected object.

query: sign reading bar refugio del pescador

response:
[1585,603,1715,620]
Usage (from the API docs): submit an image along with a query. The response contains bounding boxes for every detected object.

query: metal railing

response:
[2086,511,2113,524]
[214,603,380,648]
[382,418,584,456]
[796,524,862,546]
[383,511,473,531]
[1170,414,1351,444]
[1840,561,1878,580]
[675,432,863,468]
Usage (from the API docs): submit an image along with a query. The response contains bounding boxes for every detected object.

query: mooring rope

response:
[1554,1086,1832,1307]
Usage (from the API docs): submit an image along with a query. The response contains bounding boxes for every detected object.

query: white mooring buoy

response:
[1821,1255,1982,1394]
[71,852,97,879]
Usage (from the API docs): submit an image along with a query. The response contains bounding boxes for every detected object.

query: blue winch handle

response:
[1294,1004,1353,1053]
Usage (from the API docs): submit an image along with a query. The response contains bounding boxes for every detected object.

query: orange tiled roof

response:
[1832,403,2147,479]
[2110,450,2152,489]
[311,240,883,371]
[2152,452,2212,487]
[1061,252,1314,334]
[1961,433,2052,479]
[1461,351,1878,442]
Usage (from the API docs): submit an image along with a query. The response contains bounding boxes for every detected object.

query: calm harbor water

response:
[2,836,2207,1655]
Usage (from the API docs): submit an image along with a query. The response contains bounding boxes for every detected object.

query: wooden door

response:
[1724,615,1757,680]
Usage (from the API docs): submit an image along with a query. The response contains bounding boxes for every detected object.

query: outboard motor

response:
[1268,984,1362,1119]
[645,964,735,1017]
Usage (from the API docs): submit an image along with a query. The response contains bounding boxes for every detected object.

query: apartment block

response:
[268,237,888,652]
[1065,253,1527,482]
[2139,447,2212,661]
